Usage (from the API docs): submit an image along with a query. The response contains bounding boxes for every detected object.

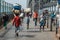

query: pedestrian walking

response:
[42,12,46,27]
[50,12,56,31]
[56,14,60,34]
[39,15,45,31]
[43,10,49,27]
[13,14,21,36]
[26,12,30,29]
[24,8,31,29]
[12,3,21,36]
[3,13,9,29]
[33,11,38,26]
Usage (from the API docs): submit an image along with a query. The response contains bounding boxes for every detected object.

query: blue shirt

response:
[50,13,56,19]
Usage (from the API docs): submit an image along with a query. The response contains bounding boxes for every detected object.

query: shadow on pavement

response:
[0,26,12,37]
[43,30,56,32]
[20,35,35,38]
[21,29,56,33]
[26,31,40,32]
[3,35,35,39]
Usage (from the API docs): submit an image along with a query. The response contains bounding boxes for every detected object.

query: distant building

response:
[27,0,58,13]
[0,0,13,26]
[0,0,13,14]
[42,0,57,12]
[27,0,40,12]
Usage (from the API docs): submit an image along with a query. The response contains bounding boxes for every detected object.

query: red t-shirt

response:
[33,12,38,18]
[13,16,21,27]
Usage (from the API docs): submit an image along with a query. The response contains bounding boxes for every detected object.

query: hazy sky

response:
[5,0,27,9]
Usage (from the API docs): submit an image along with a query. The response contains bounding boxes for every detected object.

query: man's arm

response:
[12,17,15,25]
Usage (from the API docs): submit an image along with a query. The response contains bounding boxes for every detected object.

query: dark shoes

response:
[16,33,19,37]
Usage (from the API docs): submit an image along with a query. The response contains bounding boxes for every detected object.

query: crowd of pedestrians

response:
[12,9,57,36]
[11,3,57,37]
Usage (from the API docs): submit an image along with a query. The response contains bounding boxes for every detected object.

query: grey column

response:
[32,0,35,12]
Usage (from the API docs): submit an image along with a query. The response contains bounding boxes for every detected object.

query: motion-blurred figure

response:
[33,11,38,26]
[39,15,45,31]
[26,12,30,29]
[3,13,9,29]
[50,12,56,31]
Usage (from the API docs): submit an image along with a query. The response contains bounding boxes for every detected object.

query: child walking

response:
[39,15,45,31]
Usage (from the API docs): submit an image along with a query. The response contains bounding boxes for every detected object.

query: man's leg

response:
[4,22,7,29]
[43,26,44,31]
[16,27,19,36]
[50,19,53,31]
[40,25,41,31]
[35,18,37,26]
[27,18,29,29]
[27,24,29,29]
[15,27,17,33]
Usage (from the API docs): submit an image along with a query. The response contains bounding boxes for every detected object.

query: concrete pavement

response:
[0,22,12,37]
[0,18,57,40]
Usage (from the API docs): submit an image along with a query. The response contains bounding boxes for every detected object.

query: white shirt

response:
[19,13,24,17]
[56,14,60,27]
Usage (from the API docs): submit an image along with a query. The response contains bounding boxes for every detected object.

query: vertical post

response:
[47,13,49,28]
[57,0,59,14]
[38,0,40,21]
[5,2,6,14]
[7,3,8,13]
[3,1,4,14]
[50,7,51,12]
[39,0,40,10]
[52,5,53,12]
[55,6,56,12]
[0,0,2,14]
[56,17,58,34]
[50,6,53,31]
[32,0,35,12]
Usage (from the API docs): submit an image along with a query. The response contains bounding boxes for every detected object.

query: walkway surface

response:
[0,17,57,40]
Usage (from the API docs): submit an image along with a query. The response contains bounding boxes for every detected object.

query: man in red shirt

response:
[13,14,21,36]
